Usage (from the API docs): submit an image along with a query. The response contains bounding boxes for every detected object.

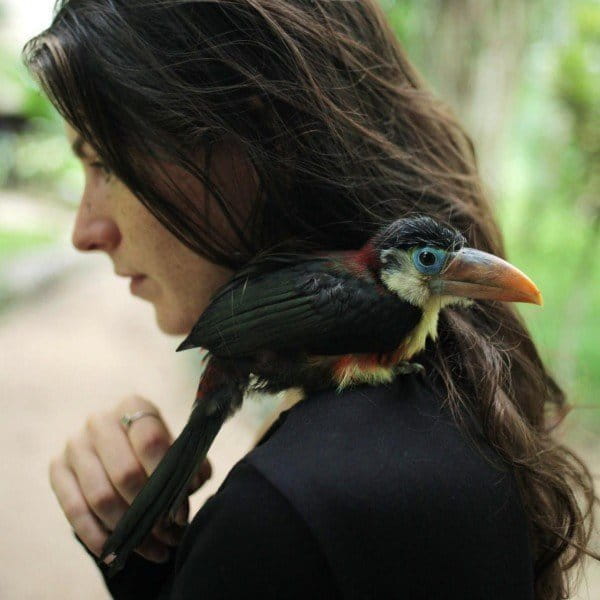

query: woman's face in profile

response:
[65,123,237,335]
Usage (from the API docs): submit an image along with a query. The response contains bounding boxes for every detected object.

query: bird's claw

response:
[395,361,425,377]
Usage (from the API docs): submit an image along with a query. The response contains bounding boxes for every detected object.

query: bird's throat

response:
[400,298,442,360]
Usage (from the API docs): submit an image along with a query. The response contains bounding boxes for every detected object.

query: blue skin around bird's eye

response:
[412,246,447,275]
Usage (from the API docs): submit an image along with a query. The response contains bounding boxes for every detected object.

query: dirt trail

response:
[0,258,266,599]
[1,256,598,598]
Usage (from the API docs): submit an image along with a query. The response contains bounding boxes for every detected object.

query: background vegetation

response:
[383,0,599,415]
[1,0,598,408]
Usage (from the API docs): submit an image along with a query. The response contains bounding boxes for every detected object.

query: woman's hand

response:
[49,395,212,564]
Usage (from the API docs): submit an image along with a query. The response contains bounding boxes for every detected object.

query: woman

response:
[23,0,596,598]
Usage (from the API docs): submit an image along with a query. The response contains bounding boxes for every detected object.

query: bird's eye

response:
[412,246,446,275]
[418,251,436,266]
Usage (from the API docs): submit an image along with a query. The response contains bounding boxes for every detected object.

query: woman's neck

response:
[252,387,305,446]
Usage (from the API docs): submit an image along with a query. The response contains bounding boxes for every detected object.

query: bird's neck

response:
[354,241,380,272]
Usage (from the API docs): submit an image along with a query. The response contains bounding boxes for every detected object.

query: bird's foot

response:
[395,361,425,377]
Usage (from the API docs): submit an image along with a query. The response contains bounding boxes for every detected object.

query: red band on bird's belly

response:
[380,345,407,367]
[333,354,379,377]
[333,343,407,377]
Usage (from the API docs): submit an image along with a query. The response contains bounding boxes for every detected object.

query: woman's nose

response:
[71,204,121,252]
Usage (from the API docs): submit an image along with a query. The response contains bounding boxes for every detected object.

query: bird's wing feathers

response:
[184,255,421,357]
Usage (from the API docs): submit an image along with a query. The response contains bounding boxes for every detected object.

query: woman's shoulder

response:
[103,375,534,599]
[249,373,512,499]
[243,373,535,598]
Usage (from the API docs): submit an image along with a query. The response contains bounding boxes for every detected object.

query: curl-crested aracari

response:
[100,215,542,574]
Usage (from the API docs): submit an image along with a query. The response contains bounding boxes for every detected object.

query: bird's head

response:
[372,216,542,309]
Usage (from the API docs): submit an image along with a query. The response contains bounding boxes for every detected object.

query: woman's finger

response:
[86,411,149,504]
[64,434,130,530]
[133,534,173,564]
[50,454,173,563]
[122,411,173,477]
[50,454,110,558]
[109,399,192,543]
[151,515,188,546]
[126,416,197,528]
[189,458,213,494]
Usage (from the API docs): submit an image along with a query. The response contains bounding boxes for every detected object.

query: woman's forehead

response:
[64,121,79,143]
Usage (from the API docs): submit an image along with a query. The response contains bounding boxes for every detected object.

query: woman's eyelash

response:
[89,161,113,179]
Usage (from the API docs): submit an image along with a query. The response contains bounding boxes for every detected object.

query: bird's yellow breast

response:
[399,298,443,360]
[313,297,457,392]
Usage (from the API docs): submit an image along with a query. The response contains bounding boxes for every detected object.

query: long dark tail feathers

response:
[99,385,234,576]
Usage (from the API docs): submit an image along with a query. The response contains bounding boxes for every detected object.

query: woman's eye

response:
[89,161,113,180]
[90,161,109,172]
[412,246,446,274]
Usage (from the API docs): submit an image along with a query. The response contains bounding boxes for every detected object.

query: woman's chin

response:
[153,305,196,336]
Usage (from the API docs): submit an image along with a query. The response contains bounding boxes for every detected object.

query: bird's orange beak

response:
[430,248,543,305]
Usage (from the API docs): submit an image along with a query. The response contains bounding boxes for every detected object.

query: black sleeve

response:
[169,459,339,599]
[84,459,339,599]
[76,534,176,600]
[105,552,175,599]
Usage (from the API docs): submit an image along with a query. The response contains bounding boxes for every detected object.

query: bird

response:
[100,215,542,574]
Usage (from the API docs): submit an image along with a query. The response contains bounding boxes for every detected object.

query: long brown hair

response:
[23,1,597,596]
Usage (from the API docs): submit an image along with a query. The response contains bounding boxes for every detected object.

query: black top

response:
[91,374,535,599]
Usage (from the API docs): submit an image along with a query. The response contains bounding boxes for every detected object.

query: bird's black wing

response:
[179,255,422,357]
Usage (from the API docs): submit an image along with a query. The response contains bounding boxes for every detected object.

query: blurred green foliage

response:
[0,229,56,263]
[0,50,80,278]
[0,57,81,194]
[517,0,599,410]
[0,0,598,406]
[381,0,600,410]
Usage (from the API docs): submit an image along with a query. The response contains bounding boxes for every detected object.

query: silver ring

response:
[120,410,160,430]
